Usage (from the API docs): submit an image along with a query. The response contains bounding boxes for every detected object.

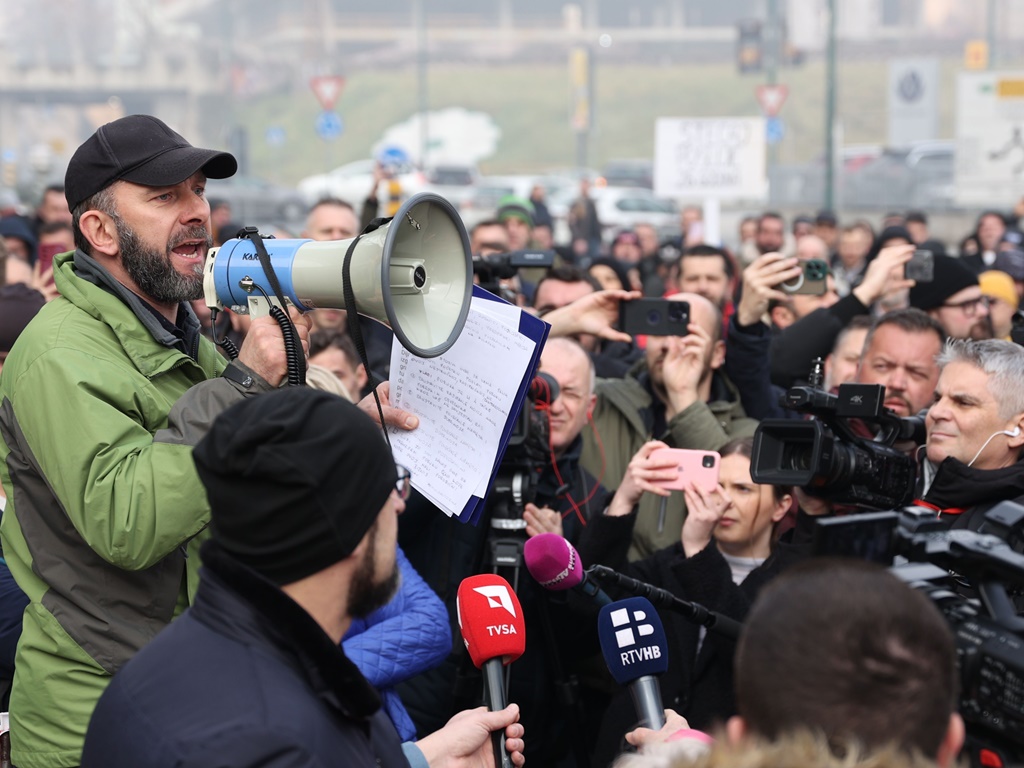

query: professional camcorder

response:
[750,379,923,509]
[815,503,1024,767]
[472,249,556,302]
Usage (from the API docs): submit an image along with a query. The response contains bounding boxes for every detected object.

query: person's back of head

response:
[733,559,962,762]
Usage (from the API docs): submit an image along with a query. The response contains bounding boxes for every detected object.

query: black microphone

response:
[598,597,668,730]
[524,534,612,607]
[588,564,742,640]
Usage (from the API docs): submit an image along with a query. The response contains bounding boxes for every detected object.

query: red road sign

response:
[755,84,789,117]
[310,76,346,111]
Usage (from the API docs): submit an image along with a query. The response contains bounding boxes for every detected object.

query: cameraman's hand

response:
[606,440,676,517]
[852,244,915,308]
[735,252,802,327]
[794,487,833,517]
[235,305,311,388]
[544,289,641,344]
[524,504,563,537]
[682,482,732,557]
[661,323,713,418]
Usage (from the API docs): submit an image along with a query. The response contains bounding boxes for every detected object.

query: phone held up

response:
[619,298,690,337]
[649,448,721,493]
[780,258,829,296]
[905,249,934,283]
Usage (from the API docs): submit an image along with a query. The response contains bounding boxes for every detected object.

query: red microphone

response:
[456,574,526,768]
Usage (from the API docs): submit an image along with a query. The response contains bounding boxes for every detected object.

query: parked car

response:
[204,175,307,226]
[297,159,427,207]
[423,163,480,209]
[842,141,956,210]
[551,186,678,243]
[601,158,654,189]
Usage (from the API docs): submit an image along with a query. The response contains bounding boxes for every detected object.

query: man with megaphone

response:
[0,114,422,768]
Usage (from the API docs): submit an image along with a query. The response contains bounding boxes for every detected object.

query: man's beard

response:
[117,217,211,304]
[347,524,400,619]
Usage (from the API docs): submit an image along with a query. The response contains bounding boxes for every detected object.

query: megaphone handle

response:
[244,291,306,387]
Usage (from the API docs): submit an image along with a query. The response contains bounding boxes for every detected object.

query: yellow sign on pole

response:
[965,40,989,71]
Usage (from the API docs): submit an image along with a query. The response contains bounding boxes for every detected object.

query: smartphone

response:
[37,243,66,284]
[906,249,934,283]
[780,258,828,295]
[649,448,720,492]
[619,299,690,337]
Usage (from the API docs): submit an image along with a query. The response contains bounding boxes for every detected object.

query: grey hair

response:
[71,185,118,255]
[937,338,1024,419]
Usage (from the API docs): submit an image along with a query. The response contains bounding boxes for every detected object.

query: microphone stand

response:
[587,565,743,640]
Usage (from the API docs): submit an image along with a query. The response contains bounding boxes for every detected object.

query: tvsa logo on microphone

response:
[609,605,661,665]
[486,624,519,636]
[473,585,518,617]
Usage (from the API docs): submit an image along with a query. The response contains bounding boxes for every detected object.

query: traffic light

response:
[737,19,763,74]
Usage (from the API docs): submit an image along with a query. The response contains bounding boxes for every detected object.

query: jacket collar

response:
[192,540,383,722]
[54,249,207,376]
[920,456,1024,512]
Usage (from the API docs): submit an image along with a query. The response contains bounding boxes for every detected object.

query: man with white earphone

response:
[916,339,1024,530]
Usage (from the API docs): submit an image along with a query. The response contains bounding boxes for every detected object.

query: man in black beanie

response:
[909,253,990,340]
[83,388,525,768]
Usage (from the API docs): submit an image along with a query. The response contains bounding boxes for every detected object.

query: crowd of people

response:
[1,114,1024,768]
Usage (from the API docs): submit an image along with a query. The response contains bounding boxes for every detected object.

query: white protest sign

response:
[654,117,767,200]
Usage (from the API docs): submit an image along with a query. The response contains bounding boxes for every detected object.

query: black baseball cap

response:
[64,114,237,212]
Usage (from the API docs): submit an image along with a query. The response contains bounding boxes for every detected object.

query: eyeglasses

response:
[395,465,412,500]
[942,296,989,317]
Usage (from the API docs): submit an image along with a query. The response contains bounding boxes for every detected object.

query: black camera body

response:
[814,503,1024,766]
[472,250,556,301]
[750,382,920,509]
[488,371,560,528]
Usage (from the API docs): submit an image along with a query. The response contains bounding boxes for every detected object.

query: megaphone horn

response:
[204,192,473,358]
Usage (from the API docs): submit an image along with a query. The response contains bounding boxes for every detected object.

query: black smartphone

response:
[906,249,934,283]
[619,298,690,337]
[780,258,828,295]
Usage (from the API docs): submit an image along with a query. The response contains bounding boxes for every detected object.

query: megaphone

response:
[203,192,472,358]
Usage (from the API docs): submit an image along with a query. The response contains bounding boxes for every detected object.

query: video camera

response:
[815,502,1024,766]
[750,378,923,510]
[473,250,556,302]
[487,371,560,530]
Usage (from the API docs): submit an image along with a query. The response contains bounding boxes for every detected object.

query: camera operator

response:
[917,338,1024,527]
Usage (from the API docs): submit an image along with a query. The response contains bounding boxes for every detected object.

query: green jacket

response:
[580,362,758,561]
[0,250,273,768]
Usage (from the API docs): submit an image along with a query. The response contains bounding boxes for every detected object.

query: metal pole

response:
[766,0,779,169]
[987,0,997,69]
[415,0,429,166]
[824,0,837,211]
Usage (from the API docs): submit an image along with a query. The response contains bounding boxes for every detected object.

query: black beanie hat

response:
[193,388,397,586]
[908,254,978,311]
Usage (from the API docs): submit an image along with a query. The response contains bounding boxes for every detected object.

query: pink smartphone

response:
[650,448,720,492]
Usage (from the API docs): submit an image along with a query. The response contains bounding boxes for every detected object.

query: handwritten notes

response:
[388,296,537,516]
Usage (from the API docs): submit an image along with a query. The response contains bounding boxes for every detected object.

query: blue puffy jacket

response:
[343,546,451,740]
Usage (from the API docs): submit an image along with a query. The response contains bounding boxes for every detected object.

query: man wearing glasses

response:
[83,389,526,767]
[909,253,992,340]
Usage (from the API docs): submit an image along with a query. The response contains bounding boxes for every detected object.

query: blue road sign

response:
[766,116,785,145]
[315,111,344,141]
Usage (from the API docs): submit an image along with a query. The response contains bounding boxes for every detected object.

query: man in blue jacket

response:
[83,388,524,767]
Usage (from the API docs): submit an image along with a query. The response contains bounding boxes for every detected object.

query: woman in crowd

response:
[579,436,817,768]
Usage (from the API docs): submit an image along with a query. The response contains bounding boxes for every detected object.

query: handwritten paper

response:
[388,296,537,516]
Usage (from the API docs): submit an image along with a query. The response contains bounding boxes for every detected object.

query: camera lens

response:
[702,455,715,468]
[668,304,687,323]
[646,310,661,326]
